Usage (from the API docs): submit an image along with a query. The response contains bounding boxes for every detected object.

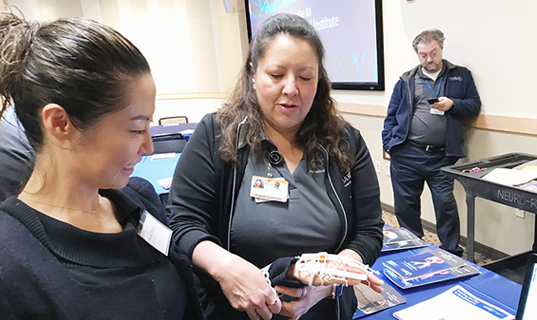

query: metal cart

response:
[442,153,537,282]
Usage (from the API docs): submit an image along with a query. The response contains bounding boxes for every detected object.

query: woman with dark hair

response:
[0,10,203,319]
[167,13,384,320]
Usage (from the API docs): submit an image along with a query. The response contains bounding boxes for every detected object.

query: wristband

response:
[330,284,343,299]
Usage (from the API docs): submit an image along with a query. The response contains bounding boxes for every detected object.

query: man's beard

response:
[424,63,440,73]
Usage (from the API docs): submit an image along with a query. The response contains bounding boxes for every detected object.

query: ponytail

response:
[0,10,38,117]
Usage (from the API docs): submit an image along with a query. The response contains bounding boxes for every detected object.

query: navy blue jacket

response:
[382,60,481,158]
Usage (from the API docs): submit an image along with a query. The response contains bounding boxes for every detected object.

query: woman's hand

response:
[364,271,384,293]
[217,255,282,319]
[338,249,384,293]
[274,285,331,320]
[193,241,281,320]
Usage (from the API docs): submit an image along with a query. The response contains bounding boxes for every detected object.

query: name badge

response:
[250,175,289,203]
[137,210,172,256]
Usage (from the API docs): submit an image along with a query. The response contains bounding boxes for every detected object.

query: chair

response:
[158,116,188,125]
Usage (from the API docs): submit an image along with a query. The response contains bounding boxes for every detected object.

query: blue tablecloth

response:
[353,245,522,319]
[131,153,181,195]
[130,152,522,318]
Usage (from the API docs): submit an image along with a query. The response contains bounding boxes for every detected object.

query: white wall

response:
[154,98,223,123]
[7,0,224,122]
[7,0,224,96]
[337,0,537,256]
[334,0,537,119]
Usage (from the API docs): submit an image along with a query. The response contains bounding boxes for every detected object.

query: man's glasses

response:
[419,50,438,60]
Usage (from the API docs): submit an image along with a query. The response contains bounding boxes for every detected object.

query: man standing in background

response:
[382,29,481,256]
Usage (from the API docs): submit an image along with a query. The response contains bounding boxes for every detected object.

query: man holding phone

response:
[382,29,481,256]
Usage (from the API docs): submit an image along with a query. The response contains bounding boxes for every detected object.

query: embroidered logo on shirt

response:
[309,169,326,173]
[449,76,463,81]
[342,171,351,187]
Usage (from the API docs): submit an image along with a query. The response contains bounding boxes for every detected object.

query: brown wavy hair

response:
[217,13,353,172]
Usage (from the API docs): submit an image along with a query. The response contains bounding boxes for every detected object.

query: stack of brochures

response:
[514,159,537,193]
[382,248,480,289]
[382,226,429,252]
[482,158,537,190]
[393,285,514,320]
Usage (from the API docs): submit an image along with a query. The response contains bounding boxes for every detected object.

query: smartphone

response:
[428,98,439,104]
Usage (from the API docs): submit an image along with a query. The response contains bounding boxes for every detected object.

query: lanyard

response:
[425,77,442,98]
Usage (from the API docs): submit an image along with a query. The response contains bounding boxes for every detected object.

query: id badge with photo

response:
[250,175,289,203]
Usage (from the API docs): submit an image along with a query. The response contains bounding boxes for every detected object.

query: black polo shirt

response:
[408,66,448,146]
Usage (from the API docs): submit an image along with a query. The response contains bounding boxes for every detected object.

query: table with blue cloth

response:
[353,245,521,319]
[131,153,181,206]
[129,149,522,319]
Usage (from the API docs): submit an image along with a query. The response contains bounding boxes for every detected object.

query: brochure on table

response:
[383,248,481,289]
[382,226,429,252]
[514,159,537,192]
[393,285,515,320]
[482,159,537,188]
[352,281,407,318]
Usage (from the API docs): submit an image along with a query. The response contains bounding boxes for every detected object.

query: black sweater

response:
[0,177,204,320]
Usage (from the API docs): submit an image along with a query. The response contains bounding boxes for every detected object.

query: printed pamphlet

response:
[352,281,407,318]
[382,226,429,252]
[383,248,480,289]
[393,285,514,320]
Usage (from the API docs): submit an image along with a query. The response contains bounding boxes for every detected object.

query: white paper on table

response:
[393,285,514,320]
[157,177,173,189]
[514,159,537,171]
[179,129,195,135]
[482,168,537,186]
[151,153,176,160]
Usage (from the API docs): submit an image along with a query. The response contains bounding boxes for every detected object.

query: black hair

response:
[0,9,151,148]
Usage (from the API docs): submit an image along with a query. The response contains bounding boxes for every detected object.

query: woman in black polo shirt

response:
[167,13,384,320]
